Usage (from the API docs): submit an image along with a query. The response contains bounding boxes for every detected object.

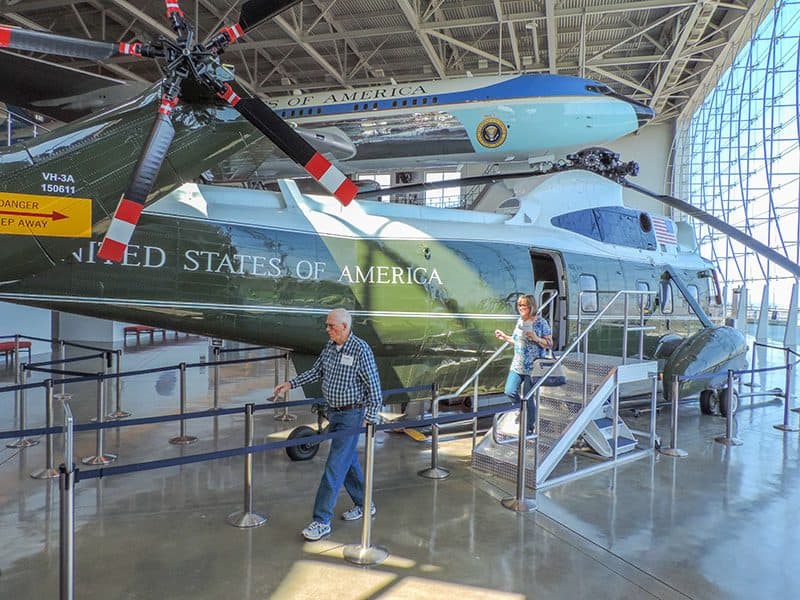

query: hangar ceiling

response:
[0,0,775,124]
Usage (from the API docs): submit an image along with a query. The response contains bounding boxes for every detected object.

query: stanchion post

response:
[749,343,757,389]
[343,422,389,565]
[59,402,76,600]
[659,375,688,457]
[649,373,658,450]
[715,370,743,445]
[274,352,296,421]
[502,390,537,512]
[82,372,117,465]
[774,349,799,431]
[227,404,267,527]
[418,383,449,479]
[7,362,39,448]
[472,377,479,451]
[107,349,130,419]
[58,340,66,396]
[32,379,60,479]
[212,346,221,410]
[170,362,198,445]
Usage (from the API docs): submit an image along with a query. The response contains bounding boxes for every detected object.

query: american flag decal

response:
[652,216,677,246]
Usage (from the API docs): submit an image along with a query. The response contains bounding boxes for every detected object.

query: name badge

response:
[340,354,354,366]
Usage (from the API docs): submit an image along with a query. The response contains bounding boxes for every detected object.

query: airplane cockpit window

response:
[659,281,673,314]
[636,280,651,311]
[580,274,598,313]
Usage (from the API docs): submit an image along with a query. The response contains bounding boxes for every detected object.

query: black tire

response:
[286,425,320,461]
[719,387,739,418]
[699,389,717,415]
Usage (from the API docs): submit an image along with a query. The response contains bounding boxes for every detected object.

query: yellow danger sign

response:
[0,192,92,238]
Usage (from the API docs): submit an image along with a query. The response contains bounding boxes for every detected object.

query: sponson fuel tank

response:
[663,326,748,401]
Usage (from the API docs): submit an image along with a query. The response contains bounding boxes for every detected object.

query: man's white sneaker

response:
[301,520,331,541]
[341,504,377,521]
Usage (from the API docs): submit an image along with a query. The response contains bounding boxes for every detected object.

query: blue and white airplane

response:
[1,48,654,179]
[222,73,655,178]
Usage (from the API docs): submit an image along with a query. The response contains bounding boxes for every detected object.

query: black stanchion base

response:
[30,467,60,480]
[658,447,688,457]
[501,497,537,512]
[81,453,117,465]
[273,413,297,422]
[106,410,132,420]
[6,438,39,449]
[418,467,450,479]
[714,435,743,446]
[169,435,198,445]
[226,510,267,528]
[343,544,389,565]
[773,424,800,432]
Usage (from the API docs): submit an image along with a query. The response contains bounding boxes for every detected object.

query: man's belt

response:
[328,403,363,412]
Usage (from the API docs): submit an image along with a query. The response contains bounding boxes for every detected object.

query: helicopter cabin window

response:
[412,99,418,106]
[580,274,599,313]
[422,98,428,105]
[551,207,656,250]
[551,209,602,242]
[659,281,674,314]
[686,284,699,314]
[636,280,651,310]
[392,101,398,107]
[432,97,438,103]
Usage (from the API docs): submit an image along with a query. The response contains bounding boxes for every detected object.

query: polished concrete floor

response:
[1,337,799,599]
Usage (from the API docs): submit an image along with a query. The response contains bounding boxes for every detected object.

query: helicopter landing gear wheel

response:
[286,425,320,461]
[699,389,717,415]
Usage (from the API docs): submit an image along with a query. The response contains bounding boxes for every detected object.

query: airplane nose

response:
[632,101,655,128]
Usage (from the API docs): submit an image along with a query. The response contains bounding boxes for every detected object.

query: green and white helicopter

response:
[3,0,792,417]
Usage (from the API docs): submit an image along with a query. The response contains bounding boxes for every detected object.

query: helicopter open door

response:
[530,250,566,350]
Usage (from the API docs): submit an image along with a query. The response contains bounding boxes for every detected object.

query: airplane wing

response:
[0,49,147,122]
[211,125,357,182]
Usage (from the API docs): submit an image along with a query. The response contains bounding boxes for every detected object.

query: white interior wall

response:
[0,303,52,357]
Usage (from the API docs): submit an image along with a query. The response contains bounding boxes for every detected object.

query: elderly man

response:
[274,308,382,541]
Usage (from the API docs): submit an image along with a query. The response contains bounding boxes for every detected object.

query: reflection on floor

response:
[1,338,799,599]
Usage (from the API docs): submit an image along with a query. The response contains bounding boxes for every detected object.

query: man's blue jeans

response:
[504,371,536,434]
[312,407,365,524]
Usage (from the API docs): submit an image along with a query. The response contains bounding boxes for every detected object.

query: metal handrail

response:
[493,289,655,445]
[438,292,559,403]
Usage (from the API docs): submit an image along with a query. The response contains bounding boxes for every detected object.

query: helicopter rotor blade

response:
[96,92,180,262]
[210,0,300,48]
[0,25,149,60]
[620,179,800,279]
[217,84,357,206]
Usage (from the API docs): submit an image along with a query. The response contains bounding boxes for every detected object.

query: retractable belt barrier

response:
[71,401,512,481]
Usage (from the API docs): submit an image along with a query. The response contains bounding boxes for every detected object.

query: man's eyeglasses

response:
[325,323,338,329]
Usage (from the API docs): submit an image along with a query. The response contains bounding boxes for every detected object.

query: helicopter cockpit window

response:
[659,281,673,314]
[580,274,599,313]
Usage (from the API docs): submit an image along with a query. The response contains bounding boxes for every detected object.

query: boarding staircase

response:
[466,290,659,490]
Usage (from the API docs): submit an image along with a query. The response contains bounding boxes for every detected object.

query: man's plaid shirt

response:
[290,332,382,423]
